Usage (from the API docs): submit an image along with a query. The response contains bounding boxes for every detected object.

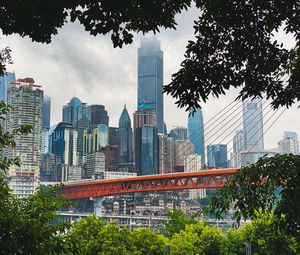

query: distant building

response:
[103,145,119,172]
[243,100,264,151]
[40,153,63,182]
[207,144,228,168]
[104,171,137,180]
[138,37,164,133]
[175,140,194,167]
[5,78,43,198]
[84,151,105,179]
[184,154,206,199]
[240,150,276,167]
[158,134,168,174]
[88,104,109,127]
[118,105,133,163]
[188,109,205,166]
[62,97,88,128]
[83,124,109,153]
[109,127,120,147]
[135,125,158,176]
[50,122,78,166]
[166,137,176,172]
[43,95,51,129]
[0,71,16,102]
[231,130,245,167]
[169,127,188,140]
[278,131,299,155]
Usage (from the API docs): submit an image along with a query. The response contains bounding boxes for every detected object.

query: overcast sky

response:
[1,7,299,152]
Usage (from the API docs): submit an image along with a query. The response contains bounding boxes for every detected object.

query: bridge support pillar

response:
[92,197,103,217]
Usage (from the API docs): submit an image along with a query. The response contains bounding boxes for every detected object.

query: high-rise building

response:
[83,124,109,153]
[50,122,78,166]
[85,151,105,179]
[0,71,16,102]
[184,154,206,199]
[175,140,194,167]
[43,95,51,129]
[137,37,164,133]
[158,134,168,174]
[278,131,299,155]
[5,78,43,198]
[188,109,205,166]
[133,108,158,175]
[109,127,119,147]
[89,104,109,127]
[166,137,176,172]
[62,97,88,128]
[207,144,228,168]
[103,145,119,172]
[118,105,133,163]
[135,125,158,175]
[169,127,188,141]
[243,100,264,151]
[230,130,245,167]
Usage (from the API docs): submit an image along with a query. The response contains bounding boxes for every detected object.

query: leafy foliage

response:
[1,1,299,111]
[163,209,197,237]
[208,154,300,240]
[169,221,224,255]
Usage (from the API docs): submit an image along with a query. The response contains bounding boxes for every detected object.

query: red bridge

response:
[61,168,237,199]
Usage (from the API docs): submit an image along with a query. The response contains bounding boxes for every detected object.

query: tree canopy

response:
[1,1,299,111]
[208,154,300,241]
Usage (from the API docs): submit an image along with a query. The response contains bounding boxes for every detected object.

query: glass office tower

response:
[137,37,164,133]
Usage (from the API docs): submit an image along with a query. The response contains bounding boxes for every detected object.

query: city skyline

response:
[2,8,298,150]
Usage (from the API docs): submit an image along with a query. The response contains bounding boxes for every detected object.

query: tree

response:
[169,221,224,255]
[208,154,300,241]
[131,228,167,255]
[1,1,299,111]
[163,209,197,237]
[221,212,299,255]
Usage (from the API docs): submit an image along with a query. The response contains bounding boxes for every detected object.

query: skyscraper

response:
[137,37,164,133]
[133,108,158,175]
[188,109,205,166]
[43,95,51,129]
[0,71,16,102]
[89,104,109,127]
[118,105,133,163]
[62,97,88,128]
[231,130,245,166]
[207,144,228,168]
[5,78,43,198]
[278,131,299,155]
[243,100,264,151]
[169,127,188,140]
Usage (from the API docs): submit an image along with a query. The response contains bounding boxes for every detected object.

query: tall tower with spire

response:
[118,104,133,163]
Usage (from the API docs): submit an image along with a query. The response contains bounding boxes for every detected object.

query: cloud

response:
[1,6,299,152]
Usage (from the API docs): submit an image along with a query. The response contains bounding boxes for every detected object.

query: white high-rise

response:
[278,131,299,155]
[5,78,43,198]
[243,100,264,151]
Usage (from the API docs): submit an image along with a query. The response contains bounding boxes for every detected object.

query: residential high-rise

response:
[243,100,264,151]
[0,71,16,102]
[207,144,228,168]
[118,105,133,163]
[137,37,164,133]
[169,127,188,140]
[5,78,43,198]
[184,154,206,199]
[89,104,109,127]
[188,109,205,166]
[85,151,105,179]
[158,134,168,174]
[278,131,299,155]
[83,124,109,153]
[175,140,194,167]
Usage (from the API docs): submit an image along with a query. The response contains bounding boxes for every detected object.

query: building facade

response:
[169,127,188,141]
[188,109,205,166]
[0,71,16,102]
[137,37,164,133]
[207,144,228,168]
[88,104,109,127]
[118,105,133,163]
[5,78,43,198]
[278,131,299,155]
[243,100,264,151]
[175,140,194,167]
